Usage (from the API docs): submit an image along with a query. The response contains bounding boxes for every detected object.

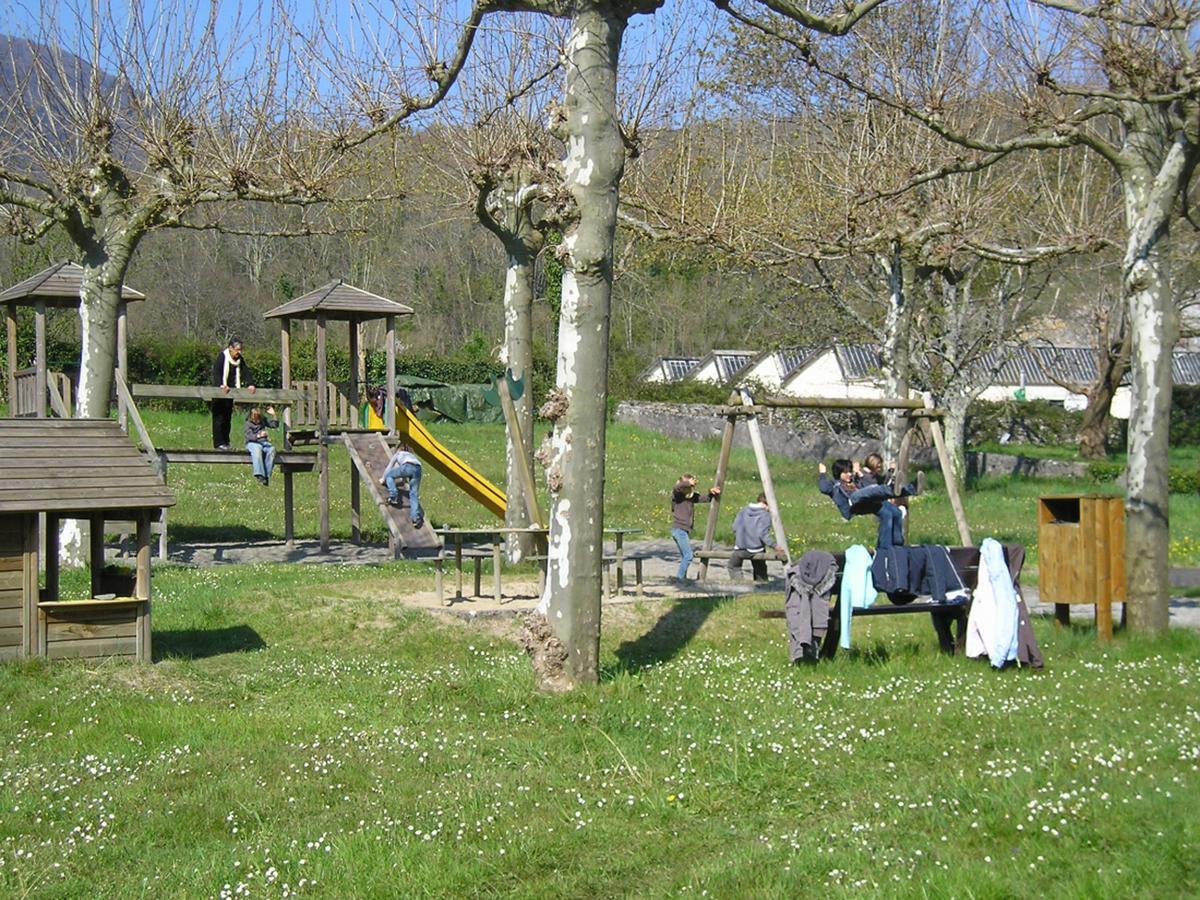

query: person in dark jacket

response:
[728,493,783,581]
[211,338,255,449]
[671,473,720,582]
[819,458,907,550]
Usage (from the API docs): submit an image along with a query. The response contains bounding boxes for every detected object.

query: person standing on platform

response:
[211,337,255,449]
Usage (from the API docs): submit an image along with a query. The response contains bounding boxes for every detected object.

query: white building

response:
[638,356,700,383]
[684,349,755,386]
[778,345,889,400]
[739,347,823,392]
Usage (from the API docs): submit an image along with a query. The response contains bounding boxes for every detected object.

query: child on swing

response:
[817,454,917,549]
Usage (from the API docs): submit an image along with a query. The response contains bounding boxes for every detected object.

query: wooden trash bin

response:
[1037,495,1126,640]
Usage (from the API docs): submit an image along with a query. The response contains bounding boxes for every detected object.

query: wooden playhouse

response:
[1,418,175,663]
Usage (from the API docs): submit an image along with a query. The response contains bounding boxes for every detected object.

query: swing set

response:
[694,389,973,580]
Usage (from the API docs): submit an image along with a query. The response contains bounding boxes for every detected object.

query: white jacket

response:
[966,538,1020,667]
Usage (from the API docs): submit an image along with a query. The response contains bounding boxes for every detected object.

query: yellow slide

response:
[395,407,507,519]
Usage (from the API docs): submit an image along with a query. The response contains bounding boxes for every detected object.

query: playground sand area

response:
[166,538,781,615]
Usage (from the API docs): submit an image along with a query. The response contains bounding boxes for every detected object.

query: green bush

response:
[1168,467,1200,494]
[1086,461,1124,482]
[1171,385,1200,446]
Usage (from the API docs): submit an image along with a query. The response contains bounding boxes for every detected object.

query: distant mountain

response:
[0,33,122,170]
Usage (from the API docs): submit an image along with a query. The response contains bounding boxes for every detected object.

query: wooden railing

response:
[12,367,72,417]
[291,380,358,429]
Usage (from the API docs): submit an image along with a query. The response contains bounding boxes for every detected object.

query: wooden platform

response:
[157,448,316,470]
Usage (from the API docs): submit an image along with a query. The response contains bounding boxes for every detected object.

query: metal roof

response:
[0,419,175,514]
[834,345,883,379]
[687,349,754,383]
[1174,351,1200,385]
[264,280,415,322]
[0,261,146,307]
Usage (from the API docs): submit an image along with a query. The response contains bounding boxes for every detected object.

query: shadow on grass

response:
[609,595,734,676]
[171,524,276,543]
[154,624,266,661]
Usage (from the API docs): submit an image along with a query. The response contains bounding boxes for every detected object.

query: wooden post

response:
[117,300,128,429]
[740,390,791,566]
[699,392,738,580]
[1095,498,1114,641]
[317,315,330,552]
[89,513,105,597]
[284,469,295,548]
[6,301,17,414]
[492,541,502,602]
[927,415,972,546]
[280,318,292,446]
[44,513,60,602]
[498,374,543,527]
[136,512,152,663]
[23,515,39,657]
[349,318,361,543]
[157,454,169,560]
[385,315,396,436]
[34,299,46,418]
[893,423,914,543]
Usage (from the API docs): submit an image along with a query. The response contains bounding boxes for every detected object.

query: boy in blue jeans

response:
[818,458,908,549]
[380,444,424,529]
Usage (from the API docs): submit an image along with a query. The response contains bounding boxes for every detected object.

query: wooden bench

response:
[695,549,786,581]
[760,545,1025,658]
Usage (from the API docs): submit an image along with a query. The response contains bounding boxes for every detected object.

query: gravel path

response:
[160,538,1200,628]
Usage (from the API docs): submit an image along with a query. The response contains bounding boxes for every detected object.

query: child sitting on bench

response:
[817,457,913,549]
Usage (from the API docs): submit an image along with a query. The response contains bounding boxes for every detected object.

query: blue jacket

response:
[839,544,876,649]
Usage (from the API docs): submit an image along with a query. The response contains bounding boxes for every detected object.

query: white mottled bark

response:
[501,251,537,560]
[538,4,627,685]
[1121,131,1188,634]
[63,249,135,566]
[879,248,912,463]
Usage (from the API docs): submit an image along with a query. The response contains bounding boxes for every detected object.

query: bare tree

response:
[725,0,1200,633]
[0,0,490,418]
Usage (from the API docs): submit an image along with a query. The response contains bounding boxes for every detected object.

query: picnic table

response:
[432,526,644,606]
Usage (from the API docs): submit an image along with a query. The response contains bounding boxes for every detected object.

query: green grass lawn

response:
[138,410,1200,566]
[4,410,1200,896]
[2,564,1199,896]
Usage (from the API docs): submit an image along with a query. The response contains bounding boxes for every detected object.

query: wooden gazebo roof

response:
[264,280,413,322]
[0,262,146,307]
[0,419,175,515]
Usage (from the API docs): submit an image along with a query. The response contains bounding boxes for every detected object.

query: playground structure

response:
[3,266,509,560]
[2,261,145,419]
[696,389,972,579]
[0,418,175,663]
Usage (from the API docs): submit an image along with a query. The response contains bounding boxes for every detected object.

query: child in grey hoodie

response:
[728,493,783,582]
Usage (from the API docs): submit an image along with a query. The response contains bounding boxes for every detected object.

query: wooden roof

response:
[0,419,175,514]
[264,280,414,322]
[0,261,146,307]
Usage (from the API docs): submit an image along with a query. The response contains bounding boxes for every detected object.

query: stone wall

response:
[614,401,1091,480]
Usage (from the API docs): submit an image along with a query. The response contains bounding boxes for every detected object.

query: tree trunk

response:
[1121,135,1188,635]
[501,246,538,561]
[62,247,135,566]
[76,249,134,419]
[941,394,970,489]
[536,4,626,687]
[879,248,913,463]
[1078,380,1116,460]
